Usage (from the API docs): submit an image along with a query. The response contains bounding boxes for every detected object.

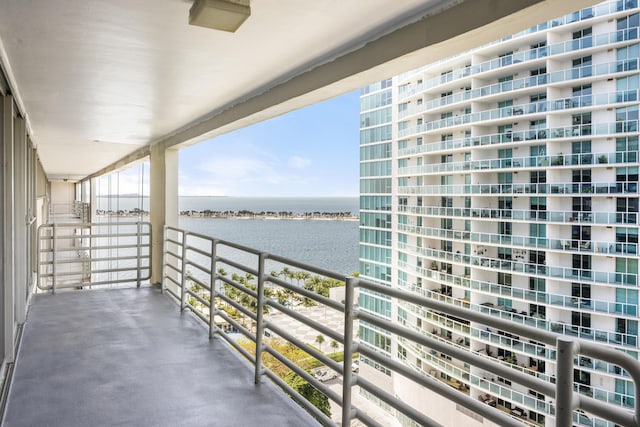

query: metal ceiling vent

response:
[189,0,251,33]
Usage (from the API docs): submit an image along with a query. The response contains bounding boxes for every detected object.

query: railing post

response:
[254,252,266,385]
[209,239,218,339]
[52,223,57,294]
[556,338,576,426]
[161,225,166,294]
[342,276,358,427]
[136,222,142,288]
[180,231,188,311]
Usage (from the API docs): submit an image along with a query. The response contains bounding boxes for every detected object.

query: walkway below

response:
[3,287,318,427]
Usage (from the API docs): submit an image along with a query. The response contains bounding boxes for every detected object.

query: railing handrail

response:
[37,221,151,291]
[162,225,640,427]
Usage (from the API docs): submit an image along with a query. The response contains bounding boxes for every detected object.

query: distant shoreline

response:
[96,210,359,221]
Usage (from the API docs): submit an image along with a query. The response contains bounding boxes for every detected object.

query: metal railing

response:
[37,221,151,291]
[163,225,640,427]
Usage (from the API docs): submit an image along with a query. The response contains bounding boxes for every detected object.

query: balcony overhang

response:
[0,0,598,181]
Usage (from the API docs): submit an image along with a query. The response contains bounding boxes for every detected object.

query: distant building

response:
[358,1,639,425]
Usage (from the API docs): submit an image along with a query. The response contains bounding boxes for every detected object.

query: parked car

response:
[315,369,338,382]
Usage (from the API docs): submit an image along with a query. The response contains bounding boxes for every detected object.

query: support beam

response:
[1,95,15,362]
[149,145,178,285]
[89,178,97,223]
[87,0,597,180]
[14,115,26,324]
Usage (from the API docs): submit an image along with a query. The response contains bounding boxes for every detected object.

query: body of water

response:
[179,217,359,275]
[98,196,360,275]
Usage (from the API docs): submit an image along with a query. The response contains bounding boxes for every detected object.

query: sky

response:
[178,90,361,197]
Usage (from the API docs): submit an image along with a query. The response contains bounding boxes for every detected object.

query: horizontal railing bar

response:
[356,375,442,427]
[186,304,209,324]
[266,253,347,282]
[263,345,343,405]
[184,244,211,258]
[218,275,258,300]
[216,293,257,323]
[39,266,150,279]
[165,263,181,274]
[38,276,148,290]
[216,256,259,277]
[211,317,257,363]
[262,369,335,427]
[266,275,345,312]
[360,279,556,346]
[265,300,344,345]
[266,321,343,375]
[357,345,523,427]
[358,310,555,397]
[163,275,180,287]
[184,260,212,277]
[184,274,211,292]
[213,308,255,343]
[40,254,150,266]
[184,289,210,308]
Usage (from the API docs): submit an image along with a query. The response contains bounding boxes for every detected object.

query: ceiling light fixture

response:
[189,0,251,33]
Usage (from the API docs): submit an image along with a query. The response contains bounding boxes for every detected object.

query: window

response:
[616,257,638,285]
[498,273,512,286]
[573,197,592,213]
[572,112,592,135]
[573,169,591,183]
[530,41,547,59]
[617,137,639,163]
[617,197,639,223]
[530,171,546,184]
[572,226,591,248]
[572,27,593,48]
[498,222,512,236]
[572,254,591,275]
[530,223,546,238]
[529,277,546,293]
[499,51,513,66]
[572,141,592,165]
[531,197,547,219]
[572,55,593,78]
[571,311,591,332]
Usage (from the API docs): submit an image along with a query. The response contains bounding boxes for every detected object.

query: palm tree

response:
[315,334,325,352]
[330,340,339,353]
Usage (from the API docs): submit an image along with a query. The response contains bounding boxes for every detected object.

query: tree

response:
[283,372,331,417]
[315,335,325,352]
[330,340,339,353]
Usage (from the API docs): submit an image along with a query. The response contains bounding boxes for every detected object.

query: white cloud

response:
[288,155,311,169]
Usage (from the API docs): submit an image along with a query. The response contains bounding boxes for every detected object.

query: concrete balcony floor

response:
[3,287,317,427]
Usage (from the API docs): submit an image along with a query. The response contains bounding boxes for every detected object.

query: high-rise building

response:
[359,1,639,425]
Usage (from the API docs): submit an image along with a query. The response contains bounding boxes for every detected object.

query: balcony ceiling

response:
[0,0,595,181]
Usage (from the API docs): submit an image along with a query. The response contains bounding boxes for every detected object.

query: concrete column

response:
[149,144,178,285]
[14,116,27,324]
[90,178,97,223]
[2,95,15,362]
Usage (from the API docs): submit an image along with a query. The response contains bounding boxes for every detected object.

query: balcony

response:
[3,286,316,427]
[3,222,636,426]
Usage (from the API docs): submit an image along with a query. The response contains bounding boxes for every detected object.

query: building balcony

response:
[398,22,639,100]
[397,180,639,197]
[11,222,637,426]
[397,149,638,177]
[398,120,638,156]
[398,205,639,227]
[3,286,317,427]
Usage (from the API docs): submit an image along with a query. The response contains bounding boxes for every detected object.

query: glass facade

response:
[359,2,640,426]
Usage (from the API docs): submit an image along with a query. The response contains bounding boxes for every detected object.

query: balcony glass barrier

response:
[398,205,639,226]
[396,236,637,289]
[398,180,639,197]
[399,120,638,155]
[398,23,639,99]
[398,150,637,176]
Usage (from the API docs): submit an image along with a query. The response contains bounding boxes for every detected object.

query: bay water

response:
[100,196,360,275]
